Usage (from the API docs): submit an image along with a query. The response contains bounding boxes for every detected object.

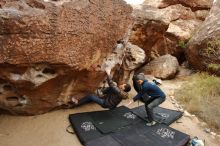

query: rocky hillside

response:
[187,0,220,75]
[129,0,213,62]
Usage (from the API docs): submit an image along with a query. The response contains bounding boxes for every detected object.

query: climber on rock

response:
[70,68,131,109]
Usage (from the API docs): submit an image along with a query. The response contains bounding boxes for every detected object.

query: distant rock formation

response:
[186,0,220,75]
[149,0,213,10]
[129,0,212,63]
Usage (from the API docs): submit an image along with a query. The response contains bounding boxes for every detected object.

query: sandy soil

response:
[0,79,220,146]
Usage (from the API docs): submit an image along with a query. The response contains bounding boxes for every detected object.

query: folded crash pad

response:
[131,105,183,125]
[69,106,141,144]
[69,112,102,144]
[85,135,121,146]
[111,121,190,146]
[90,106,141,133]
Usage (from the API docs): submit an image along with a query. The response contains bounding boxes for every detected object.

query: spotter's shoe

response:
[146,121,156,126]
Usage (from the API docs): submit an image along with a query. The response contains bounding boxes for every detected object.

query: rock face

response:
[187,0,220,75]
[129,0,211,63]
[113,42,146,83]
[138,54,179,79]
[123,42,146,70]
[0,0,133,115]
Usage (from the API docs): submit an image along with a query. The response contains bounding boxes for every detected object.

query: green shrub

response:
[202,39,220,57]
[174,73,220,130]
[178,40,187,49]
[208,63,220,71]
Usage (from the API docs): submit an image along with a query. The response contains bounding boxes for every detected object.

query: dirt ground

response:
[0,79,220,146]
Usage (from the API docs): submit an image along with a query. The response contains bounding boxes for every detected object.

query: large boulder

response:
[186,0,220,75]
[129,1,210,63]
[0,0,133,115]
[137,54,179,79]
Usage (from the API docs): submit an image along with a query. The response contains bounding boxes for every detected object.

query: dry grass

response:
[174,73,220,130]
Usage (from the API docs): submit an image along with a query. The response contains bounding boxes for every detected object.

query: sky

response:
[124,0,145,5]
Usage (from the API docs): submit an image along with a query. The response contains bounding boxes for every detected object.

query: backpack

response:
[189,137,205,146]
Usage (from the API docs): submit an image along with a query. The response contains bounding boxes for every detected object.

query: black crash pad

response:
[69,112,102,144]
[131,105,183,125]
[69,106,188,146]
[69,106,141,144]
[90,106,141,133]
[111,121,190,146]
[85,135,121,146]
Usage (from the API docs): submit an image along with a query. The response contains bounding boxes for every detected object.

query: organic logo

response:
[81,122,96,132]
[156,128,175,139]
[123,112,137,119]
